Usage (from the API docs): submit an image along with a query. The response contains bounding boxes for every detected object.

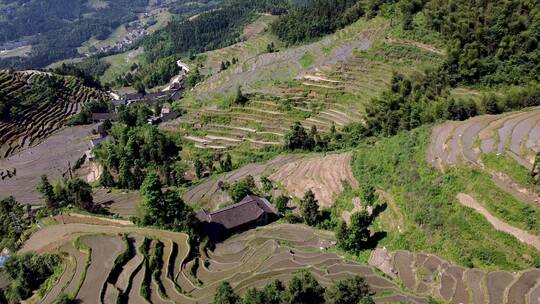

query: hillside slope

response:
[0,70,106,158]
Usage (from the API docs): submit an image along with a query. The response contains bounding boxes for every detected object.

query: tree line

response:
[213,271,374,304]
[362,0,540,136]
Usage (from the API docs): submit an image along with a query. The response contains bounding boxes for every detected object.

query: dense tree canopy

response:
[0,197,26,251]
[271,0,364,45]
[212,272,373,304]
[359,0,540,136]
[1,253,60,304]
[94,124,181,189]
[37,176,96,212]
[214,281,241,304]
[422,0,540,85]
[139,172,199,235]
[142,0,289,62]
[0,0,149,69]
[325,276,372,304]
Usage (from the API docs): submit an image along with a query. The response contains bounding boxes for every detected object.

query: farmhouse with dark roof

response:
[196,195,278,241]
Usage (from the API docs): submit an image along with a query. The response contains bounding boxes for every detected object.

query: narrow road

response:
[457,193,540,251]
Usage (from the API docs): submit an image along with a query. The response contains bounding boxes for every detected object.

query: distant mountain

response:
[0,0,217,69]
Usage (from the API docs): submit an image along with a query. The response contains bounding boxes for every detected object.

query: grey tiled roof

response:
[196,195,277,230]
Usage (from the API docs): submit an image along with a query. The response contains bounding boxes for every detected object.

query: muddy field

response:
[427,107,540,170]
[370,248,540,304]
[20,214,432,304]
[0,124,96,205]
[93,188,141,218]
[20,212,540,304]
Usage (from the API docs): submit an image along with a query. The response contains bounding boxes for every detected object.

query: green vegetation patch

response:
[352,126,540,271]
[299,52,314,69]
[481,153,535,186]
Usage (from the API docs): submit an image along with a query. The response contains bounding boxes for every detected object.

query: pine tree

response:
[99,167,115,188]
[285,271,325,304]
[37,175,56,209]
[214,281,240,304]
[194,158,204,179]
[300,190,320,226]
[220,153,233,172]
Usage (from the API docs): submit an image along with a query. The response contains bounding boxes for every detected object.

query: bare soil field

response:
[0,124,96,204]
[184,152,357,210]
[269,153,359,207]
[93,188,141,218]
[0,71,106,159]
[54,213,133,226]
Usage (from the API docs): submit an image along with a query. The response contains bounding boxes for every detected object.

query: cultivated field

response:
[371,248,540,304]
[169,16,444,152]
[184,153,357,210]
[0,70,106,158]
[93,188,141,218]
[427,107,540,171]
[0,124,97,205]
[426,106,540,209]
[21,214,432,303]
[24,213,540,304]
[269,153,358,207]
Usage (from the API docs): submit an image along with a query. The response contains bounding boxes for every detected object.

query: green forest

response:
[142,0,289,62]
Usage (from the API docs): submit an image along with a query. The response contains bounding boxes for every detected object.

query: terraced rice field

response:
[426,107,540,209]
[0,124,97,205]
[172,16,444,152]
[22,215,431,303]
[0,70,107,158]
[184,154,302,209]
[93,188,142,217]
[427,107,540,171]
[371,249,540,304]
[269,152,358,207]
[167,87,366,150]
[184,153,357,210]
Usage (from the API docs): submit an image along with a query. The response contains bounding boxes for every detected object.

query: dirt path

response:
[21,222,189,254]
[457,193,540,251]
[384,38,445,55]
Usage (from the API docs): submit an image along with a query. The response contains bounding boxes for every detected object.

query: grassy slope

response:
[193,15,281,76]
[100,48,146,85]
[350,126,540,271]
[169,16,448,164]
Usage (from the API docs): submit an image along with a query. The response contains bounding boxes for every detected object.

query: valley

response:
[0,0,539,303]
